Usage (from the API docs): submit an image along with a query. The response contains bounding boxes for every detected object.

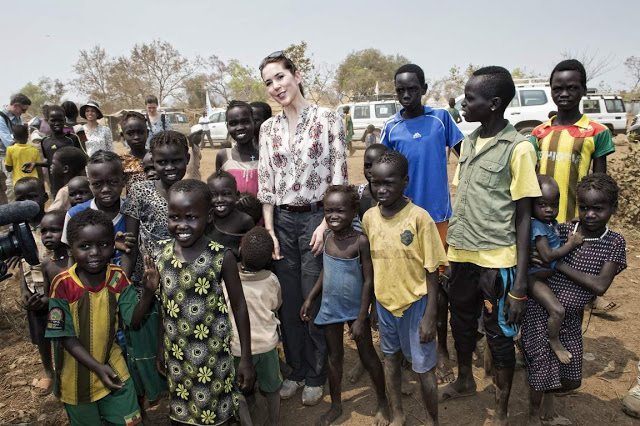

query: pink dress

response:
[220,148,259,195]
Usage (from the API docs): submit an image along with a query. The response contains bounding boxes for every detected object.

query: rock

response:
[583,352,596,361]
[12,380,28,387]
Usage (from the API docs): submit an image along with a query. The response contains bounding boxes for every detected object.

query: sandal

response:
[438,383,477,402]
[591,296,619,315]
[32,377,52,396]
[436,362,455,385]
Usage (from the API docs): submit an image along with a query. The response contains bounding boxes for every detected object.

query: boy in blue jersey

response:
[381,63,464,382]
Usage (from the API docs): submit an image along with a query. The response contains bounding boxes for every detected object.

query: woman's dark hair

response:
[150,130,189,156]
[145,95,159,105]
[324,184,359,211]
[259,52,305,97]
[61,101,79,121]
[577,172,619,210]
[67,209,115,246]
[240,226,274,271]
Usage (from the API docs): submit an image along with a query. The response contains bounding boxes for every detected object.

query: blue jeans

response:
[273,207,326,386]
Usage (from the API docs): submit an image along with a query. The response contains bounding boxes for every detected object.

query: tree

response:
[560,49,616,83]
[71,45,113,109]
[429,64,479,101]
[181,74,209,109]
[335,49,410,99]
[226,60,268,102]
[511,67,541,80]
[19,77,65,115]
[624,56,640,91]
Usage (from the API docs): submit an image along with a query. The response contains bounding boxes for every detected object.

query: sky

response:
[3,0,639,108]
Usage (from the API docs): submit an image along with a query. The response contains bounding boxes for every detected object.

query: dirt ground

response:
[0,140,638,425]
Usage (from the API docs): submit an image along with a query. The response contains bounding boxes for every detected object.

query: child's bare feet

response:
[373,403,391,426]
[347,360,366,384]
[389,413,406,426]
[549,339,572,364]
[317,404,342,426]
[436,350,454,385]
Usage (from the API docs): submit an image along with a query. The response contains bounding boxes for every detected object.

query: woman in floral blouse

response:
[257,51,348,406]
[79,101,113,156]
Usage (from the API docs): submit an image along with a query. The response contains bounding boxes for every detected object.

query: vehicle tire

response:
[220,134,233,149]
[516,125,536,138]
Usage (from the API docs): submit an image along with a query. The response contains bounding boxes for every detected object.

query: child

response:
[302,185,389,426]
[361,124,379,149]
[528,175,584,364]
[363,151,447,425]
[443,66,540,425]
[119,111,148,193]
[230,226,282,426]
[13,178,53,395]
[40,210,72,294]
[5,124,41,183]
[121,130,190,284]
[216,101,260,196]
[530,59,617,315]
[67,176,92,207]
[45,146,88,211]
[45,209,142,425]
[206,170,255,259]
[250,101,272,143]
[521,173,626,424]
[358,143,387,220]
[142,151,156,180]
[62,151,128,266]
[447,97,462,124]
[136,179,255,425]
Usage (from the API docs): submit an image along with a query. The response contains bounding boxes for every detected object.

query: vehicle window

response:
[509,94,520,107]
[175,114,187,123]
[375,103,395,118]
[583,99,600,114]
[605,99,625,113]
[520,90,547,106]
[209,113,219,122]
[353,105,370,119]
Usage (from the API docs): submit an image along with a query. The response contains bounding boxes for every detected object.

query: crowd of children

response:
[2,54,633,426]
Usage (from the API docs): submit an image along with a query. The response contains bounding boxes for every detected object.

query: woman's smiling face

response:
[261,61,302,107]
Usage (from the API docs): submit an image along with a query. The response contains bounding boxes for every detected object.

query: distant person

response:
[361,124,379,148]
[343,105,355,156]
[447,97,462,123]
[46,146,89,211]
[28,104,52,141]
[0,92,31,204]
[198,110,213,146]
[61,100,80,135]
[144,95,171,146]
[5,124,42,184]
[80,101,113,156]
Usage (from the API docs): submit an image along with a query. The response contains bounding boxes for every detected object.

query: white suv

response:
[336,100,402,140]
[190,108,232,147]
[454,80,627,136]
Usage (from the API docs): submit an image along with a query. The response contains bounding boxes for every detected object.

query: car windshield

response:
[375,103,396,118]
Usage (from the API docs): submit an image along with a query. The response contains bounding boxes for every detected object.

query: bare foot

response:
[373,403,391,426]
[436,351,454,385]
[549,339,572,364]
[493,413,508,425]
[389,414,406,426]
[347,360,366,384]
[317,404,342,426]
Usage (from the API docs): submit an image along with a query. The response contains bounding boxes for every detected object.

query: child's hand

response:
[95,364,124,390]
[419,315,436,343]
[369,307,379,331]
[568,231,584,247]
[142,255,160,293]
[114,232,136,253]
[350,319,365,341]
[26,293,48,311]
[6,256,20,270]
[236,358,256,392]
[21,162,36,173]
[299,300,312,322]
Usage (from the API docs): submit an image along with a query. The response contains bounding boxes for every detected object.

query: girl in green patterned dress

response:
[137,179,255,425]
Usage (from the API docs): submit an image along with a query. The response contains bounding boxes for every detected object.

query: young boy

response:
[442,66,541,425]
[5,124,41,184]
[13,177,53,394]
[46,146,88,211]
[40,209,72,294]
[530,59,617,314]
[381,63,464,382]
[363,151,448,425]
[46,209,142,425]
[229,226,282,426]
[67,176,93,207]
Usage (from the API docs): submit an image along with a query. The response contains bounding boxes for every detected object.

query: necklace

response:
[573,222,609,242]
[51,253,67,261]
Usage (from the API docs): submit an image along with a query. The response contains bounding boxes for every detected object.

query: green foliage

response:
[335,49,410,98]
[226,60,267,102]
[181,74,209,109]
[18,77,65,115]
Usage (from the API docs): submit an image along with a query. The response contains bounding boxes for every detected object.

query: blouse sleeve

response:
[327,111,348,185]
[257,119,276,205]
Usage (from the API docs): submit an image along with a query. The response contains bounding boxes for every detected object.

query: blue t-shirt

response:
[381,106,463,222]
[63,198,127,265]
[530,218,561,271]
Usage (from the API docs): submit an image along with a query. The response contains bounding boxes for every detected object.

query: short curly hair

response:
[66,209,115,247]
[240,227,273,271]
[323,184,359,211]
[169,179,212,207]
[577,172,619,210]
[374,150,408,178]
[150,130,189,157]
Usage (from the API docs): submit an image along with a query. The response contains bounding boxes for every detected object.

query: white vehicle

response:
[190,108,232,147]
[454,79,627,136]
[336,100,402,140]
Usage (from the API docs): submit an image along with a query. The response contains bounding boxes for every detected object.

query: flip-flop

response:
[436,364,455,385]
[591,297,619,315]
[438,383,476,402]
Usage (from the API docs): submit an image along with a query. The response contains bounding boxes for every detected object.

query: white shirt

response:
[198,116,209,132]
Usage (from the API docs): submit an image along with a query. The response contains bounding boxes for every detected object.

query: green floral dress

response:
[157,239,239,425]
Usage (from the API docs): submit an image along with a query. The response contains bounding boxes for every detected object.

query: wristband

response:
[507,292,528,301]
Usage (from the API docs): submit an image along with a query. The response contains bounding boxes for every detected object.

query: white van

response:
[454,79,627,136]
[336,100,402,140]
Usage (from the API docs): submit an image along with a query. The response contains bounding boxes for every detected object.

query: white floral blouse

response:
[82,124,113,156]
[258,104,348,206]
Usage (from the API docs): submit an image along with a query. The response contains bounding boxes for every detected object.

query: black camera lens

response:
[0,223,39,266]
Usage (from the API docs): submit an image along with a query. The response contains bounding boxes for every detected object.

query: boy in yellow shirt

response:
[5,124,41,183]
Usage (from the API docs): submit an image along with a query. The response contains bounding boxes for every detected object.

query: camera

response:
[0,200,41,281]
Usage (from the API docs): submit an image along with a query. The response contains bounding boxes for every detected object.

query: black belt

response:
[278,201,323,213]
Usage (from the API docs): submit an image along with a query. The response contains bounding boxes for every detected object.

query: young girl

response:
[215,101,260,196]
[41,210,73,287]
[358,144,388,220]
[136,179,255,425]
[528,175,584,364]
[119,111,148,193]
[206,170,255,259]
[362,124,379,149]
[300,185,388,426]
[142,151,157,180]
[521,173,627,425]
